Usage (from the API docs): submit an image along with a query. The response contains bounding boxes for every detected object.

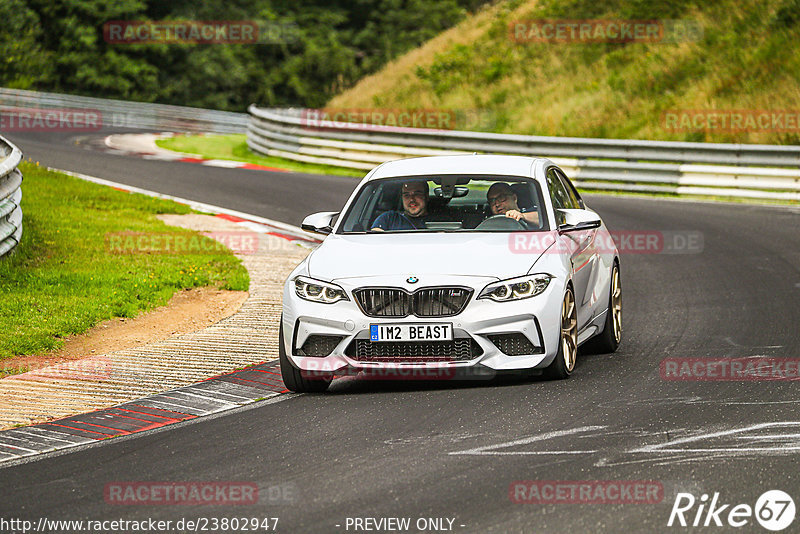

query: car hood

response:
[307,233,552,281]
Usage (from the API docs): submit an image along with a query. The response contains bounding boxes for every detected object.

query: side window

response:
[546,168,574,225]
[555,168,583,209]
[341,182,378,232]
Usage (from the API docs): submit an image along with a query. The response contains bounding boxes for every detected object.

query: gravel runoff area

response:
[0,214,311,430]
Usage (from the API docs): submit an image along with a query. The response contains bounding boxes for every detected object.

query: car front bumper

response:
[282,274,565,377]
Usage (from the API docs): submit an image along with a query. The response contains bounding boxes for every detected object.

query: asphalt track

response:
[2,129,800,533]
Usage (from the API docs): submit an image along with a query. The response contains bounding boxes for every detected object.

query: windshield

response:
[337,175,549,234]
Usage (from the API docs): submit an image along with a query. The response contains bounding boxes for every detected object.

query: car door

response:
[555,168,606,321]
[546,167,598,329]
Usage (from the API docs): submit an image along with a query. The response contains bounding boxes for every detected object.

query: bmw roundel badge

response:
[407,276,419,284]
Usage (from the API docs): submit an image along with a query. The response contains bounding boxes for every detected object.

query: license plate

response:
[370,323,453,342]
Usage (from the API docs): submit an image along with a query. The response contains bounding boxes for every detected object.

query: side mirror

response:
[301,211,339,235]
[557,209,601,232]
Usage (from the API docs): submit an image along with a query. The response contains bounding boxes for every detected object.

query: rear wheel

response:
[279,318,332,393]
[544,286,577,380]
[582,263,621,354]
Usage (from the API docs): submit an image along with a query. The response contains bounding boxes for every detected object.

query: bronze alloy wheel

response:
[611,266,622,344]
[561,288,578,372]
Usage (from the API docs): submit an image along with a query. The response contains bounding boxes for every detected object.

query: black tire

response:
[582,262,621,355]
[543,285,577,380]
[279,318,332,393]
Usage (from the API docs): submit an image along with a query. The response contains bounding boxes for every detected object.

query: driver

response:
[371,180,431,231]
[486,182,539,227]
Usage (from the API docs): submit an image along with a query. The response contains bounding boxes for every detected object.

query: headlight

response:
[478,274,552,302]
[294,276,349,304]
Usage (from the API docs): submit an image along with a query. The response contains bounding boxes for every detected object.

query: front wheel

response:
[279,318,332,393]
[543,286,577,380]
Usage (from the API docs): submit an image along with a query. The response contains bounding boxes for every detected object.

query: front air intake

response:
[345,338,482,362]
[297,335,344,357]
[486,333,542,356]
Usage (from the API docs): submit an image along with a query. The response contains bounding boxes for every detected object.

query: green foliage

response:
[3,0,489,109]
[0,0,53,88]
[537,0,702,18]
[416,44,475,97]
[351,0,469,73]
[772,0,800,27]
[338,0,800,144]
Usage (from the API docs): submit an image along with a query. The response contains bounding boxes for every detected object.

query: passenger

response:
[486,182,539,227]
[371,180,431,231]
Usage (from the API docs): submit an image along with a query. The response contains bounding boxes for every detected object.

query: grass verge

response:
[0,162,249,361]
[156,134,364,178]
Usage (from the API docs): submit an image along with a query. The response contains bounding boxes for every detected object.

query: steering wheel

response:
[474,214,528,231]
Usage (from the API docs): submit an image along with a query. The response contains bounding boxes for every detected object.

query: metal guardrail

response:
[0,88,248,134]
[247,106,800,201]
[0,135,23,258]
[0,88,253,258]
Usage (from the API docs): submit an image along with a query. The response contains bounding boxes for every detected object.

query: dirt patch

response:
[2,286,248,376]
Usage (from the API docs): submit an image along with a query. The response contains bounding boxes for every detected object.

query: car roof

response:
[367,155,548,181]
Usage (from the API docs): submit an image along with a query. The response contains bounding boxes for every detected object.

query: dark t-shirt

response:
[371,211,429,231]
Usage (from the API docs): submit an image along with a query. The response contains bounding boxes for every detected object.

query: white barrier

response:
[0,135,23,257]
[247,106,800,201]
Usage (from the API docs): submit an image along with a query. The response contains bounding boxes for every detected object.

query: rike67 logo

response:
[668,490,795,531]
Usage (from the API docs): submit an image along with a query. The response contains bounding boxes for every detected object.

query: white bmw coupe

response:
[280,155,621,392]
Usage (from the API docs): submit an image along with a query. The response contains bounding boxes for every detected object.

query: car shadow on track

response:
[317,347,625,395]
[323,371,568,395]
